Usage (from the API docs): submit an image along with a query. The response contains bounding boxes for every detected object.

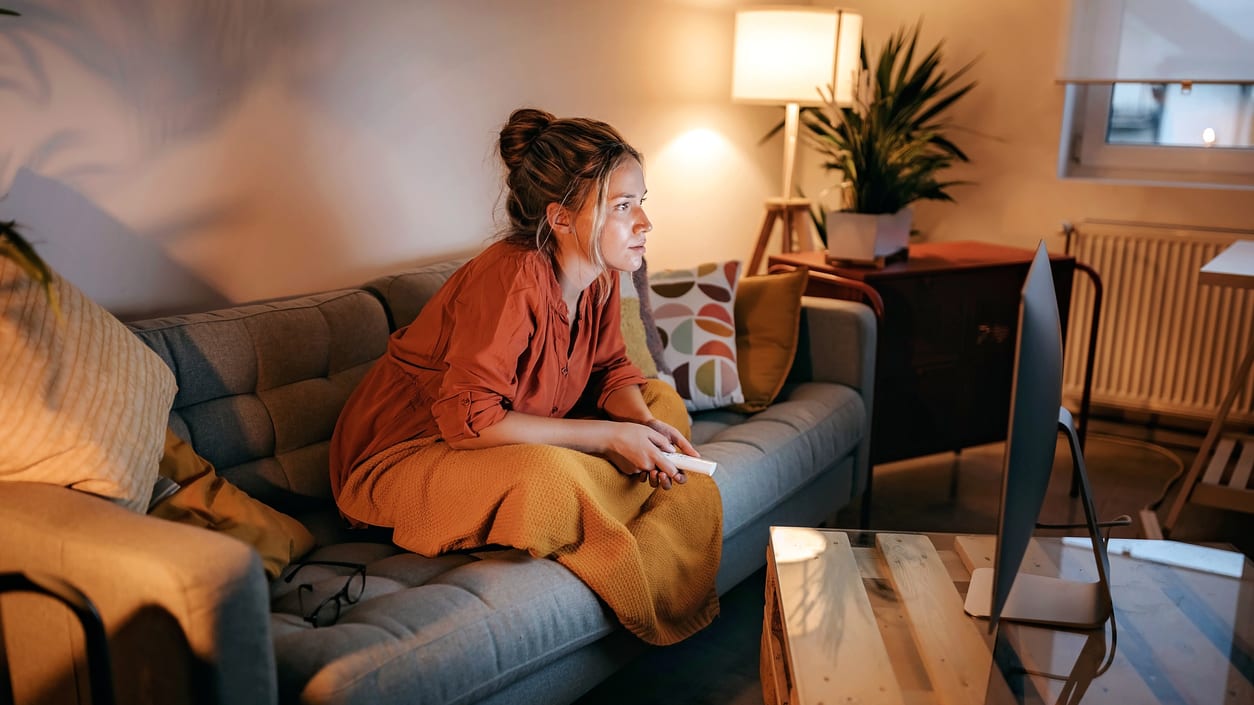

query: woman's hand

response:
[601,418,701,490]
[642,418,698,458]
[601,420,688,490]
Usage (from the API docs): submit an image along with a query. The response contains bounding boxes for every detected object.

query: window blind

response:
[1058,0,1254,84]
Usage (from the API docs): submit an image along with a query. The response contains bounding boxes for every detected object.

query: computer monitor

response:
[963,241,1114,631]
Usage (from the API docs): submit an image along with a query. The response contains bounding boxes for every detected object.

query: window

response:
[1060,82,1254,189]
[1056,0,1254,190]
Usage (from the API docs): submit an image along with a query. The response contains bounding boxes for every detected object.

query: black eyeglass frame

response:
[282,560,366,628]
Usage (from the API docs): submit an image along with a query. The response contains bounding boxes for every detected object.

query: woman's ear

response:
[545,202,573,235]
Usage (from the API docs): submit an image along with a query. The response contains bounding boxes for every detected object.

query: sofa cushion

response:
[648,261,745,411]
[693,382,866,538]
[618,270,658,378]
[726,268,808,414]
[130,289,389,543]
[261,376,865,705]
[0,259,177,513]
[363,258,469,330]
[269,545,614,705]
[152,427,316,579]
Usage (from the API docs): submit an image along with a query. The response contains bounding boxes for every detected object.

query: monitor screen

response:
[989,241,1066,627]
[966,240,1113,631]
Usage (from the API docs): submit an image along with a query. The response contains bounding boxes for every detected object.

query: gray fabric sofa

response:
[0,256,875,705]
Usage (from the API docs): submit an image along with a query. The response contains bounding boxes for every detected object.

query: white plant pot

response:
[825,207,912,265]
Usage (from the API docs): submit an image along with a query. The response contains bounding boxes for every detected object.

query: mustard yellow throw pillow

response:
[0,259,176,513]
[619,270,659,378]
[727,268,809,413]
[151,428,315,579]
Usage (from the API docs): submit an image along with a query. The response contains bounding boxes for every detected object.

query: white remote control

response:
[662,452,717,476]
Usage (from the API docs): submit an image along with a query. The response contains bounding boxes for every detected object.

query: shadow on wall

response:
[4,0,626,310]
[0,0,351,314]
[1,167,235,320]
[0,0,293,150]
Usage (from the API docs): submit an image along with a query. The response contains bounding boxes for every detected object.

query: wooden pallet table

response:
[762,527,1254,705]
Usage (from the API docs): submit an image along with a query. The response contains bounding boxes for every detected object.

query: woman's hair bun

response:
[499,108,555,171]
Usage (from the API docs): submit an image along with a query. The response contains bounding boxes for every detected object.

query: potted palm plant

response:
[802,22,977,265]
[0,7,58,310]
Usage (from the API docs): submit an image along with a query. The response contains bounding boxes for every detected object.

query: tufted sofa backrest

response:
[129,289,390,539]
[362,257,468,330]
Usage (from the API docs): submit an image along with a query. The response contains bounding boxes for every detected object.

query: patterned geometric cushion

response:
[648,261,744,411]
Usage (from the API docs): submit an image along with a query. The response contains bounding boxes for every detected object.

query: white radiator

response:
[1064,220,1254,425]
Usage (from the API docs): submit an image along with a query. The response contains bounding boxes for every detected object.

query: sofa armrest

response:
[790,297,877,496]
[792,296,877,394]
[0,482,276,705]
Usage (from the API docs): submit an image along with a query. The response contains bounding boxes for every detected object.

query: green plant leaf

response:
[1,220,61,316]
[791,20,978,217]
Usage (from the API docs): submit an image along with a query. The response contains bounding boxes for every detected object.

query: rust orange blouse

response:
[329,240,647,498]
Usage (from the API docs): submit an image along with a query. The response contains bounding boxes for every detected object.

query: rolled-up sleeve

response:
[431,271,539,444]
[592,281,649,409]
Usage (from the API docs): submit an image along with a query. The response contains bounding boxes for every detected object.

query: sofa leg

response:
[859,471,874,530]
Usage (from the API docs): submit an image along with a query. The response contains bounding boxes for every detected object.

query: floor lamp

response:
[732,7,861,276]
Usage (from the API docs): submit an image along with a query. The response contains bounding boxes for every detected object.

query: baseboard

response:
[1070,402,1254,452]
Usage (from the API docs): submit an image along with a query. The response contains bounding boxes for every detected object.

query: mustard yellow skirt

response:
[335,380,723,645]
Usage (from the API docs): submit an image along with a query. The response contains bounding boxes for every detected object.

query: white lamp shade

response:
[732,7,863,106]
[1059,0,1254,83]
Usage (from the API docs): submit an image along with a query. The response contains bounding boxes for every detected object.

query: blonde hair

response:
[497,108,643,298]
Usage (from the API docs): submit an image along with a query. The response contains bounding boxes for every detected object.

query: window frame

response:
[1058,83,1254,191]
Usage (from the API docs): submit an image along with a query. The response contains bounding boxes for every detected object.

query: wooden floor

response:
[573,421,1254,705]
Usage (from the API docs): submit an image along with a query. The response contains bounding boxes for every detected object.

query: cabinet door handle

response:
[976,324,1010,345]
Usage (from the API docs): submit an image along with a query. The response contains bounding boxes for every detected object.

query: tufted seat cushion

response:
[258,383,864,705]
[268,546,615,705]
[692,382,866,538]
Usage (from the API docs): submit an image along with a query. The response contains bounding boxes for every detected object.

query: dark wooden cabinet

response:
[771,242,1075,465]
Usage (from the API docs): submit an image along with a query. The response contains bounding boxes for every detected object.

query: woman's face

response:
[574,158,651,273]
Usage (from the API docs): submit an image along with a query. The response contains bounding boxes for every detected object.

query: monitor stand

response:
[964,407,1115,630]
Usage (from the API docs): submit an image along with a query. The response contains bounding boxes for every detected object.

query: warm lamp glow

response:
[772,527,829,564]
[665,127,726,161]
[732,7,862,106]
[731,6,862,201]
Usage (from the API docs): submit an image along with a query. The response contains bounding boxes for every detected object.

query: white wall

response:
[2,0,1251,319]
[0,0,784,318]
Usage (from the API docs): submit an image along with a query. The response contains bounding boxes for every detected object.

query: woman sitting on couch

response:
[328,107,723,645]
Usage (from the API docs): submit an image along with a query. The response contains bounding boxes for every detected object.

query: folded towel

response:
[335,380,723,645]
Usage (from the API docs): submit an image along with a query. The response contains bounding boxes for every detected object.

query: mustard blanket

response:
[335,380,723,645]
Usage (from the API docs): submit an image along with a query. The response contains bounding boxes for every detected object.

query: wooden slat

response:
[1191,482,1254,514]
[1202,436,1237,486]
[1228,437,1254,490]
[772,529,906,705]
[761,558,791,705]
[854,546,970,583]
[876,534,993,705]
[855,545,967,702]
[954,535,993,575]
[1139,508,1165,539]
